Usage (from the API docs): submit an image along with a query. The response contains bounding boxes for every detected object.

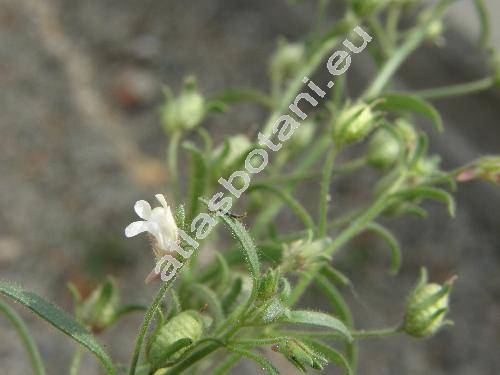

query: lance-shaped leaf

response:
[219,215,261,298]
[390,186,456,217]
[221,277,243,314]
[365,222,402,274]
[214,252,230,295]
[226,345,280,375]
[473,0,490,47]
[152,338,193,370]
[0,299,46,375]
[188,283,224,325]
[248,183,315,231]
[285,310,352,342]
[320,265,350,287]
[304,340,353,375]
[183,142,208,221]
[213,88,274,108]
[314,275,352,325]
[0,281,115,375]
[374,93,443,132]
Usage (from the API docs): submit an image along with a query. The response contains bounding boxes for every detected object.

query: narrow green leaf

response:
[167,290,182,319]
[374,93,443,132]
[153,338,193,370]
[221,277,242,314]
[390,186,456,217]
[0,281,115,375]
[474,0,490,47]
[0,298,46,375]
[111,303,147,324]
[214,252,230,295]
[213,88,274,108]
[226,346,280,375]
[304,340,353,375]
[188,283,224,325]
[219,215,261,297]
[287,310,352,342]
[248,183,315,231]
[211,353,242,375]
[196,127,213,154]
[409,133,429,168]
[320,265,350,287]
[183,142,208,221]
[314,276,352,325]
[365,222,402,274]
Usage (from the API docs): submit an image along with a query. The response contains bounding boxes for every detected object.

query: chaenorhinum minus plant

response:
[1,1,500,374]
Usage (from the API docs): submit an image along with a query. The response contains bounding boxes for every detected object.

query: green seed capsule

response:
[403,268,454,338]
[161,76,206,134]
[147,311,204,365]
[367,128,401,170]
[272,339,328,372]
[333,103,378,145]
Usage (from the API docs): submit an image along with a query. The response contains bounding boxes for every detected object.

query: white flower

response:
[125,194,179,256]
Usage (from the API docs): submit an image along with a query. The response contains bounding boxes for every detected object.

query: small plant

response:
[1,1,499,374]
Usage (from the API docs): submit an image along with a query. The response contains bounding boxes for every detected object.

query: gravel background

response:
[0,0,499,374]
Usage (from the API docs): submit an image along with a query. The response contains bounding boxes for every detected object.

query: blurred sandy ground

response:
[0,0,499,374]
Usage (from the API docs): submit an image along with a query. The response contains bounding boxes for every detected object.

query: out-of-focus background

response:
[0,0,499,374]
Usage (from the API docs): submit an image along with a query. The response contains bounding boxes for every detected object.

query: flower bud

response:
[403,268,454,338]
[270,40,305,84]
[395,119,417,151]
[350,0,380,16]
[289,121,315,152]
[280,237,332,273]
[212,135,252,171]
[418,11,444,41]
[333,103,379,145]
[415,155,440,178]
[272,338,328,372]
[457,156,500,185]
[78,277,119,332]
[257,268,280,302]
[147,311,206,365]
[367,128,401,170]
[161,76,206,134]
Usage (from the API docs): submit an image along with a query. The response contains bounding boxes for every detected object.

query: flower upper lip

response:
[125,194,178,254]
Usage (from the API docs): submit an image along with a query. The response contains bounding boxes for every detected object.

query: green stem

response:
[69,347,83,375]
[211,353,241,375]
[289,173,406,305]
[252,136,331,237]
[0,299,46,375]
[318,146,337,237]
[386,4,401,52]
[164,342,221,375]
[262,34,344,135]
[128,280,174,375]
[410,77,495,100]
[351,326,401,339]
[363,0,452,99]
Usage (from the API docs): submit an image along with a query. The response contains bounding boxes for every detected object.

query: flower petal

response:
[134,200,152,219]
[155,194,169,210]
[125,221,148,237]
[165,206,178,235]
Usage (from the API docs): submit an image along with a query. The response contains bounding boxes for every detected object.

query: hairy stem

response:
[69,347,83,375]
[363,0,452,99]
[410,77,495,100]
[318,146,337,236]
[289,173,406,305]
[0,299,46,375]
[128,280,174,375]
